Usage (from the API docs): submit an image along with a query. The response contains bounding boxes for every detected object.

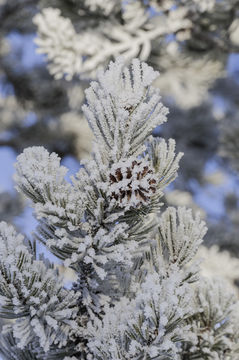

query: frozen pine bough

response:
[0,58,239,359]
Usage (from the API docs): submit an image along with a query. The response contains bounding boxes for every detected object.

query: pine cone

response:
[108,158,156,208]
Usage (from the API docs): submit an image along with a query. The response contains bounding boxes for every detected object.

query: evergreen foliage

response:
[0,58,238,359]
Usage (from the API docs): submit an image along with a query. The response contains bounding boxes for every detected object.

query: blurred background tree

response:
[0,0,239,291]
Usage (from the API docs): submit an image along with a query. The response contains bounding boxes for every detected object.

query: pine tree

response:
[1,0,239,254]
[0,58,238,359]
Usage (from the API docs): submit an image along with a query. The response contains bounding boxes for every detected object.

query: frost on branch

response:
[0,222,83,353]
[146,136,184,190]
[36,219,139,314]
[33,8,112,80]
[14,146,85,231]
[14,60,170,221]
[0,331,39,360]
[82,57,168,162]
[33,5,163,80]
[143,207,207,285]
[158,207,207,267]
[12,59,185,325]
[182,278,239,359]
[10,57,238,359]
[14,146,68,204]
[33,8,82,81]
[86,269,195,360]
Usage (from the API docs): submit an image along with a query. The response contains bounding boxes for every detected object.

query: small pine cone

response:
[108,158,156,208]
